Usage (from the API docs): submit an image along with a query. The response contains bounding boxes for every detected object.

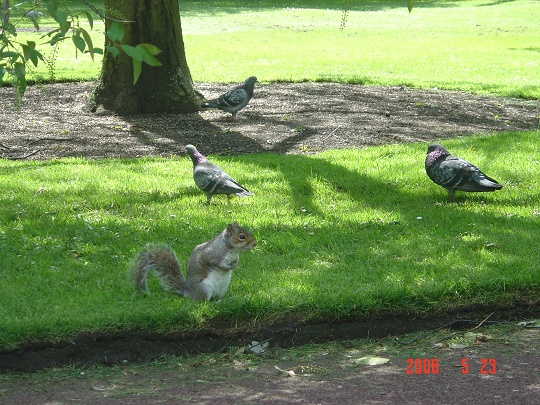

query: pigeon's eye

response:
[238,233,246,240]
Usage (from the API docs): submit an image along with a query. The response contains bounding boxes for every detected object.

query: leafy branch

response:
[0,0,161,102]
[104,21,161,84]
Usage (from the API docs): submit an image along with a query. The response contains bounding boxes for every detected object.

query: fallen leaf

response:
[248,340,270,355]
[449,343,468,349]
[517,319,540,327]
[433,343,444,348]
[354,356,390,366]
[274,365,296,377]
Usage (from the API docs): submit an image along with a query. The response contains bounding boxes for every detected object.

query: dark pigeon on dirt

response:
[425,143,503,201]
[185,144,253,203]
[201,76,258,120]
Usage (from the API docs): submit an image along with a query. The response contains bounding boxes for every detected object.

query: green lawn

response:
[1,0,538,350]
[8,0,540,98]
[1,132,539,349]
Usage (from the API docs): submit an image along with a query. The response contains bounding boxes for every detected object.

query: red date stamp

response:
[405,358,439,375]
[461,357,497,375]
[406,357,497,375]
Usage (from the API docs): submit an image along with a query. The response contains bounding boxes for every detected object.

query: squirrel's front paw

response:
[223,259,238,270]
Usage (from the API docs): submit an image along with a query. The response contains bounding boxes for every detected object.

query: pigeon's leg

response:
[226,194,232,204]
[230,112,239,121]
[205,194,213,205]
[446,188,456,202]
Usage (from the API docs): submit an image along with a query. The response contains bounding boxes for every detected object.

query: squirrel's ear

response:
[226,223,235,234]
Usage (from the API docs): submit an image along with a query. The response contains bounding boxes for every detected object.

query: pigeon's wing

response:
[435,157,501,192]
[431,156,475,189]
[217,87,248,109]
[217,175,253,196]
[457,167,502,191]
[194,164,250,196]
[193,164,223,192]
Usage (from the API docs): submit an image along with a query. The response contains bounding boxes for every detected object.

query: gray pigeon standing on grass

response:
[425,143,503,201]
[185,144,253,203]
[201,76,258,120]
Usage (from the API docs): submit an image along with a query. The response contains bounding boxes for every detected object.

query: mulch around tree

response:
[1,81,537,160]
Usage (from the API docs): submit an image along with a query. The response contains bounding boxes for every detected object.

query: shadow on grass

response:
[2,128,539,369]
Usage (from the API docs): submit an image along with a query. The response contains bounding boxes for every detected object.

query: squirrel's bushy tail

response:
[131,244,187,295]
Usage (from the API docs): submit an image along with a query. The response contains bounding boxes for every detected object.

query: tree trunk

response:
[2,0,9,26]
[89,0,202,114]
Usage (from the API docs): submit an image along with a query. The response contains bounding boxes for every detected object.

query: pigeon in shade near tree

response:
[425,143,503,201]
[185,144,254,204]
[201,76,258,120]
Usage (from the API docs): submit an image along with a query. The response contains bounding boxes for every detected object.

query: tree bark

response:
[89,0,202,114]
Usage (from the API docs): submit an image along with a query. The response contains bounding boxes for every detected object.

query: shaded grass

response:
[6,0,539,98]
[1,132,539,348]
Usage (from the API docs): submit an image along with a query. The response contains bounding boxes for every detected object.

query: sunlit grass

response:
[1,132,539,348]
[6,0,539,98]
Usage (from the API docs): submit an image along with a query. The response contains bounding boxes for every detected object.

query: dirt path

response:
[1,323,539,404]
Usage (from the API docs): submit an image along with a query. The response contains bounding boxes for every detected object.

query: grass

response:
[5,0,539,98]
[1,132,539,349]
[1,0,538,351]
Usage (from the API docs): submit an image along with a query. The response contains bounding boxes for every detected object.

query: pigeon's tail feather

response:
[466,179,503,192]
[235,191,254,198]
[478,176,503,191]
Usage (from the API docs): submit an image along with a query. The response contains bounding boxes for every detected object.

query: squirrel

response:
[131,221,257,301]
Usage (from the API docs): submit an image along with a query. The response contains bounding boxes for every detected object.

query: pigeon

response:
[185,144,254,203]
[25,10,45,19]
[425,143,503,201]
[25,10,45,31]
[201,76,258,120]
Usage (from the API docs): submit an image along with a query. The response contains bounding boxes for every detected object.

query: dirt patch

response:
[1,81,537,160]
[1,314,540,404]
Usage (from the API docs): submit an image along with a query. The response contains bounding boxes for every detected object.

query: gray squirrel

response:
[131,222,257,301]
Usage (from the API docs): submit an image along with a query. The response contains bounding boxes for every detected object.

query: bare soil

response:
[1,82,539,404]
[1,81,537,159]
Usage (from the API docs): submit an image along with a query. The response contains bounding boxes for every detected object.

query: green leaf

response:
[72,35,86,53]
[43,28,61,37]
[107,22,124,42]
[13,62,27,97]
[80,28,94,55]
[21,41,37,62]
[121,45,143,62]
[29,49,44,67]
[13,61,25,78]
[137,43,161,56]
[407,0,414,13]
[21,44,30,61]
[44,0,58,15]
[105,46,119,58]
[79,11,94,30]
[1,51,20,63]
[2,21,17,36]
[0,67,5,84]
[46,30,64,46]
[132,59,142,84]
[136,44,162,67]
[53,11,71,34]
